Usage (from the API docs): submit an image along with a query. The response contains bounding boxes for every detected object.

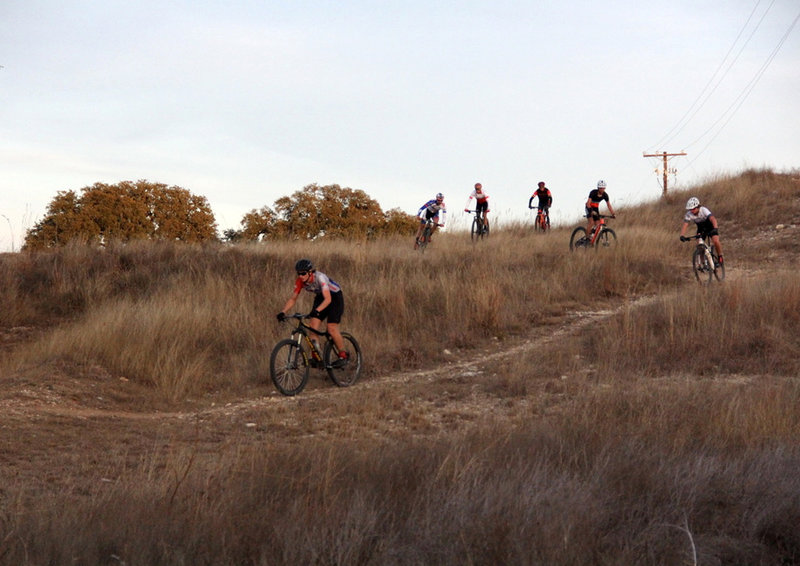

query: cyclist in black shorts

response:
[679,197,724,264]
[277,258,349,366]
[585,179,615,237]
[528,181,553,226]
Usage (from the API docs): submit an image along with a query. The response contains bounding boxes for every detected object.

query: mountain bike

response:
[531,206,550,233]
[415,218,440,252]
[468,210,489,240]
[687,233,725,283]
[270,314,362,396]
[569,215,617,251]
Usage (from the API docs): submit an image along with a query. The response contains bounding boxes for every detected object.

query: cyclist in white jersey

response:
[464,182,490,231]
[679,197,724,264]
[277,258,348,366]
[414,193,447,249]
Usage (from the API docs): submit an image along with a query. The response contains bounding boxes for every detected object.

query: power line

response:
[648,0,766,153]
[685,8,800,168]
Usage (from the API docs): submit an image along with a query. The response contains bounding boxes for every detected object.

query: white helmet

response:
[596,180,607,189]
[686,197,700,210]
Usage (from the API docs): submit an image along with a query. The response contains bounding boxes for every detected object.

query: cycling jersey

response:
[293,271,341,296]
[466,190,489,205]
[417,199,447,225]
[528,188,552,209]
[466,190,489,213]
[586,189,608,210]
[684,206,717,236]
[683,206,713,225]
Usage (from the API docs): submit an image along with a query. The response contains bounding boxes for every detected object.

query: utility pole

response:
[643,151,686,197]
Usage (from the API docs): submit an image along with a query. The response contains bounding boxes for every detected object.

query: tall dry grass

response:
[2,377,799,564]
[1,169,800,564]
[2,223,687,399]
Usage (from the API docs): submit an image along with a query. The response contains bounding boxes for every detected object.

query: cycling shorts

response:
[312,291,344,324]
[421,210,440,224]
[475,201,488,214]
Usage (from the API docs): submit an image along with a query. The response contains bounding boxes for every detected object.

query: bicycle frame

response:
[287,315,333,365]
[535,207,549,230]
[468,210,488,240]
[589,217,607,245]
[689,233,724,282]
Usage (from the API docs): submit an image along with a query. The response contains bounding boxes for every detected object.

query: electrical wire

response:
[647,0,765,153]
[685,8,800,168]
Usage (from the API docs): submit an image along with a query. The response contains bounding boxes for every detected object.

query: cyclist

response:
[585,180,615,237]
[679,197,724,264]
[414,192,447,249]
[276,258,349,367]
[464,182,490,232]
[528,181,553,227]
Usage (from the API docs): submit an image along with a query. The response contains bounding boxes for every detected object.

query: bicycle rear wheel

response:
[595,228,617,249]
[692,247,712,283]
[711,249,725,282]
[324,333,363,387]
[569,226,589,251]
[270,339,310,396]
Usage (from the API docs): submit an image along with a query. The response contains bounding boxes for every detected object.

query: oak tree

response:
[24,180,218,250]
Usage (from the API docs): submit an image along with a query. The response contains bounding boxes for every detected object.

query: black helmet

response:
[295,258,313,272]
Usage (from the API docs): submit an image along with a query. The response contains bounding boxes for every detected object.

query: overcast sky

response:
[2,0,798,250]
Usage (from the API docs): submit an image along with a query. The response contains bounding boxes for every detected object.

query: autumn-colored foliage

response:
[235,183,417,240]
[23,180,218,250]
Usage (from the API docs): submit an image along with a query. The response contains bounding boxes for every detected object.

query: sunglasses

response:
[297,271,308,276]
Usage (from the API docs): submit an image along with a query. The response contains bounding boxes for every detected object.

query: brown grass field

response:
[1,169,799,565]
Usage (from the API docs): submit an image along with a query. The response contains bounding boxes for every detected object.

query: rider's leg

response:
[711,234,723,261]
[327,322,345,353]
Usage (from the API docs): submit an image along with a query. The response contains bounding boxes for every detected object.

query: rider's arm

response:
[607,202,615,216]
[314,287,332,314]
[528,196,534,208]
[464,195,473,211]
[709,214,719,229]
[280,289,301,315]
[439,206,446,226]
[679,221,690,238]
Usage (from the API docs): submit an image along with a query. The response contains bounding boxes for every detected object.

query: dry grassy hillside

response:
[0,168,799,565]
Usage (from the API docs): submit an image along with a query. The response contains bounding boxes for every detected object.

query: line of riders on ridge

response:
[276,182,725,367]
[412,179,723,260]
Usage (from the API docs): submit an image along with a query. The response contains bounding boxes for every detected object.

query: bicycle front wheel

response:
[270,339,310,396]
[324,333,363,387]
[595,228,617,250]
[692,248,712,283]
[470,217,480,241]
[420,226,431,251]
[569,226,588,251]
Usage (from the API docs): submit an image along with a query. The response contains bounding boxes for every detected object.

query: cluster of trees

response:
[226,183,417,242]
[23,181,417,250]
[23,181,217,250]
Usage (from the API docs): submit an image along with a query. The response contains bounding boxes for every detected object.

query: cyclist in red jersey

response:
[464,182,490,231]
[528,181,553,227]
[277,258,349,367]
[585,179,615,237]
